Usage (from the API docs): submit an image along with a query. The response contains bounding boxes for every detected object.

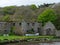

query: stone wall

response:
[0,22,12,35]
[56,30,60,37]
[13,21,42,35]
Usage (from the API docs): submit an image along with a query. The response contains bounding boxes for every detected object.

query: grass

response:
[0,35,54,41]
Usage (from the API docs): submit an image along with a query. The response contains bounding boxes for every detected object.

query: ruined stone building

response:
[0,20,58,36]
[42,21,56,36]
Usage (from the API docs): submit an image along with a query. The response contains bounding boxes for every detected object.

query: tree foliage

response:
[30,4,37,10]
[37,9,57,24]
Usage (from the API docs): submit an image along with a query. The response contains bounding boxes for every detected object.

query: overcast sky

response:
[0,0,60,7]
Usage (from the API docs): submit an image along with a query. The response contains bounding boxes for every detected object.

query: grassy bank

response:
[0,35,54,41]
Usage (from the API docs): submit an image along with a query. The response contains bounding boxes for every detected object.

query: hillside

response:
[0,4,50,22]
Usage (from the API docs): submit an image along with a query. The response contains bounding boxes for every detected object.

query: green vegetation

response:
[30,4,37,10]
[10,26,16,35]
[3,6,16,15]
[2,15,10,21]
[0,36,54,41]
[37,9,57,25]
[27,29,35,34]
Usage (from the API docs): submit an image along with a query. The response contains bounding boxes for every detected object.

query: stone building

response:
[42,21,56,36]
[0,21,57,36]
[0,22,12,35]
[14,20,42,35]
[11,21,57,36]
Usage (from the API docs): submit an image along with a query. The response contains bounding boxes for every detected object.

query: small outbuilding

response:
[43,21,56,35]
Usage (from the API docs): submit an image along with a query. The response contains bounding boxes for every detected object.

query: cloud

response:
[0,0,60,7]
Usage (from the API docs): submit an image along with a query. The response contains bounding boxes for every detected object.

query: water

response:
[39,42,60,45]
[4,42,60,45]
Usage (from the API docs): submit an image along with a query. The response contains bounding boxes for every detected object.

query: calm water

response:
[5,42,60,45]
[39,42,60,45]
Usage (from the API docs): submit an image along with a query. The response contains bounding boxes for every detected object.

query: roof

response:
[43,21,56,30]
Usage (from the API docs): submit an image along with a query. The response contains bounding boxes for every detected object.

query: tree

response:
[30,4,37,10]
[37,9,57,25]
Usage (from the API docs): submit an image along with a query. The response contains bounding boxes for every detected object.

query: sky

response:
[0,0,60,7]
